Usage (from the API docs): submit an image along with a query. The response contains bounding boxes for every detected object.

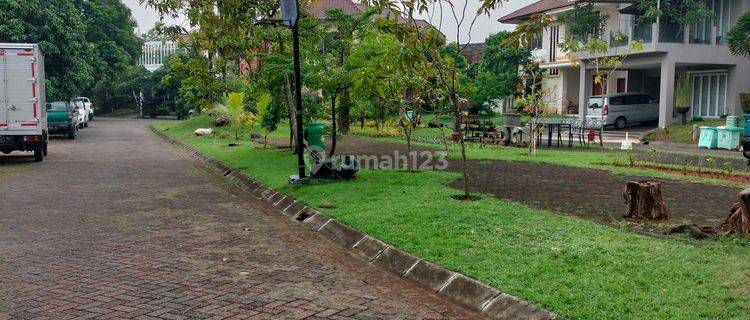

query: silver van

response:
[586,92,659,129]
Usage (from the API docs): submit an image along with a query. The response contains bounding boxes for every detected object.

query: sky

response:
[123,0,534,43]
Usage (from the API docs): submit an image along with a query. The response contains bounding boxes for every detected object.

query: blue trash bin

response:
[698,126,718,149]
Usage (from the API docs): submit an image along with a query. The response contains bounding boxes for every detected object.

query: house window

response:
[714,0,732,44]
[527,34,542,50]
[691,72,728,118]
[689,0,732,44]
[549,25,560,62]
[690,10,712,44]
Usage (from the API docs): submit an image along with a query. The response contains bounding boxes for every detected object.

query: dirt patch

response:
[313,137,742,231]
[619,163,750,185]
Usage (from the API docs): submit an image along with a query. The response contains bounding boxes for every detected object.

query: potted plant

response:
[740,92,750,114]
[674,74,692,125]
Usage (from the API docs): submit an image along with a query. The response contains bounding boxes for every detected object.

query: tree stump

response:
[624,181,668,220]
[721,188,750,235]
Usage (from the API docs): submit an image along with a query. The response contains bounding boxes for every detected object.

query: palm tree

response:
[254,93,273,148]
[211,92,255,140]
[728,12,750,57]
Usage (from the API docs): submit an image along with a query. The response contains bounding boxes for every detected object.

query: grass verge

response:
[155,116,750,320]
[643,119,726,144]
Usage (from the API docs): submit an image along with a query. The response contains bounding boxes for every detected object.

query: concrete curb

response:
[150,126,562,320]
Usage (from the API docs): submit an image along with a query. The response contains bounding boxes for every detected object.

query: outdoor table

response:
[541,118,573,148]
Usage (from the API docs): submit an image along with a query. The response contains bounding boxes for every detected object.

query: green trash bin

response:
[305,123,326,150]
[717,126,742,150]
[743,114,750,137]
[698,126,718,149]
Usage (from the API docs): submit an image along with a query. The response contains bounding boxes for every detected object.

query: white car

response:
[76,96,93,121]
[72,99,88,128]
[586,92,659,129]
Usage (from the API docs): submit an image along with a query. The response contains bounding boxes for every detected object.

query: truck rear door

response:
[2,48,39,132]
[0,49,6,131]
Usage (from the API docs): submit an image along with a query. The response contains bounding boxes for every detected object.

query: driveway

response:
[0,118,480,319]
[602,124,657,143]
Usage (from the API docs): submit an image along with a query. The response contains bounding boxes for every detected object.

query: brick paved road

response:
[0,118,481,320]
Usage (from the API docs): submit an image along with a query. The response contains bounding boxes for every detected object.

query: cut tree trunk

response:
[624,181,668,220]
[721,188,750,235]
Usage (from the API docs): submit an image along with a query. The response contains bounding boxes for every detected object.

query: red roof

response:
[498,0,575,24]
[308,0,367,19]
[307,0,441,36]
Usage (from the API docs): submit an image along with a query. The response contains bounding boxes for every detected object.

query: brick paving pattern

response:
[0,118,481,320]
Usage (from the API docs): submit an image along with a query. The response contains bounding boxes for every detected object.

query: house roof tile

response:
[308,0,367,19]
[498,0,574,24]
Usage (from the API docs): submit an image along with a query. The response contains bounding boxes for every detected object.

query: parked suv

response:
[72,99,88,128]
[586,92,659,129]
[76,97,93,121]
[46,101,79,139]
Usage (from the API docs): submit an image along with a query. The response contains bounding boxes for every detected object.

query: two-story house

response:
[500,0,750,128]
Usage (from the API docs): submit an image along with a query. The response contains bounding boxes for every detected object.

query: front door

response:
[0,50,6,131]
[692,72,727,118]
[592,74,608,95]
[617,78,626,93]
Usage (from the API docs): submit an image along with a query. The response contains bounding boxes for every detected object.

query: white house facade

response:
[138,41,179,72]
[500,0,750,128]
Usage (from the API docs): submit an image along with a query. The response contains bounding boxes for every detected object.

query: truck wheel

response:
[43,141,48,157]
[68,128,76,140]
[34,144,44,162]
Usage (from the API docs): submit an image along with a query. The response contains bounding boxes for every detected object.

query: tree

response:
[256,93,280,148]
[368,0,480,199]
[315,8,377,136]
[728,12,750,57]
[555,4,643,107]
[112,65,151,115]
[472,31,530,107]
[211,92,256,140]
[76,0,143,108]
[557,2,608,41]
[637,0,714,27]
[349,25,429,170]
[167,53,227,112]
[560,36,643,101]
[516,64,555,155]
[0,0,93,100]
[305,8,376,156]
[143,0,279,112]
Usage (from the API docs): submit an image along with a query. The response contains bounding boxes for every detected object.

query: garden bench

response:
[576,118,604,147]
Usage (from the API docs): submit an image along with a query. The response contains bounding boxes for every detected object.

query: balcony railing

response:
[633,23,652,43]
[604,21,721,47]
[610,31,629,47]
[659,21,684,43]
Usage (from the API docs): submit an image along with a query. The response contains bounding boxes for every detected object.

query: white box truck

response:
[0,43,47,162]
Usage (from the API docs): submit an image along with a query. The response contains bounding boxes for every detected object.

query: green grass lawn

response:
[348,113,532,140]
[267,117,745,187]
[643,119,727,144]
[155,116,750,320]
